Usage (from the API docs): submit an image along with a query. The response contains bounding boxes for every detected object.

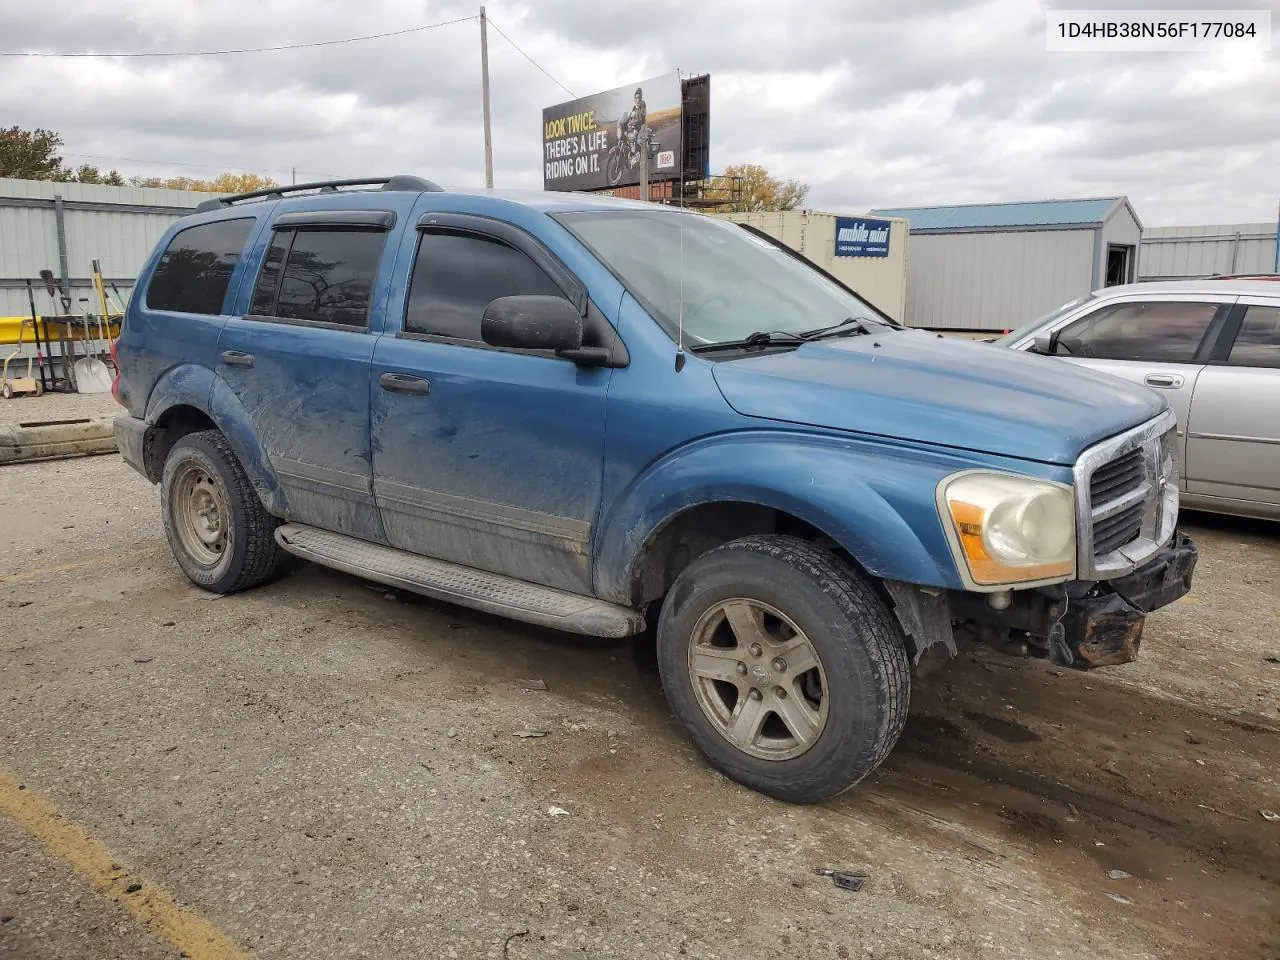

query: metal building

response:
[869,197,1143,332]
[1139,222,1279,280]
[0,177,208,320]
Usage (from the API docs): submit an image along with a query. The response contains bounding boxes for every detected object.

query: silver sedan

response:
[997,279,1280,521]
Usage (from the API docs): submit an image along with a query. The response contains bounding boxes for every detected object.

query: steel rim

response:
[687,598,830,761]
[171,462,230,568]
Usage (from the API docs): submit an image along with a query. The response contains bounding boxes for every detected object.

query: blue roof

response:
[869,197,1128,231]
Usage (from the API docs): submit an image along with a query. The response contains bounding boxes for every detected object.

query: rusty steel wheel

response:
[160,430,285,594]
[688,598,830,761]
[169,462,230,567]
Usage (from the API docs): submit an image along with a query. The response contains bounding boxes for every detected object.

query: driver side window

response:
[404,230,563,342]
[1054,301,1220,363]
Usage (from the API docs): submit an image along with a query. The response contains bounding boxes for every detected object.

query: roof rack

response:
[194,175,444,214]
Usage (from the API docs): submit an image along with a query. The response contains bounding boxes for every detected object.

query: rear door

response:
[1040,295,1232,475]
[1184,298,1280,510]
[216,208,402,542]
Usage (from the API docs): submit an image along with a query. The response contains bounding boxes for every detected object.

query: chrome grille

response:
[1073,410,1179,580]
[1090,448,1144,504]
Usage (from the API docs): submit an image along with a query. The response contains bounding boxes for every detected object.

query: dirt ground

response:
[1,453,1277,960]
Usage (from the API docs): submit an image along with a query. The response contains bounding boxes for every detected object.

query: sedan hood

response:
[711,330,1166,465]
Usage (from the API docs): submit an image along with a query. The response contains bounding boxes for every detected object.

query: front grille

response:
[1074,411,1178,579]
[1090,447,1144,503]
[1093,502,1145,555]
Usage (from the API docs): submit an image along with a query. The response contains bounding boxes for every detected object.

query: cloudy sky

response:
[1,0,1276,225]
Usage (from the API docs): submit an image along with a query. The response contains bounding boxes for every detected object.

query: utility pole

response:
[291,166,296,185]
[480,6,494,189]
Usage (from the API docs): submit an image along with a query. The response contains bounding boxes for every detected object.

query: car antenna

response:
[674,69,687,373]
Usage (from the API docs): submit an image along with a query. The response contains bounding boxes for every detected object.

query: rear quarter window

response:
[146,218,255,315]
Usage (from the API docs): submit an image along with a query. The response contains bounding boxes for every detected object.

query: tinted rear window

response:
[249,228,386,328]
[146,219,254,315]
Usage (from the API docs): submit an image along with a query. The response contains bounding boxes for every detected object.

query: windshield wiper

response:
[688,330,808,353]
[801,316,884,340]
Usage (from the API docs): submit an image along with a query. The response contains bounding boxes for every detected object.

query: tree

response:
[0,126,67,180]
[72,164,126,186]
[129,172,278,193]
[705,163,809,213]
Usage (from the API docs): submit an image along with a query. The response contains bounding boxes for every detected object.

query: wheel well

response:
[143,404,216,481]
[631,501,853,606]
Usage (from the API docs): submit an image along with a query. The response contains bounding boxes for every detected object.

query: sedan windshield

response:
[994,294,1095,346]
[555,210,893,346]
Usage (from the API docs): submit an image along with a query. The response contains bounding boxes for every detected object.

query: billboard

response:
[543,73,683,193]
[834,216,892,258]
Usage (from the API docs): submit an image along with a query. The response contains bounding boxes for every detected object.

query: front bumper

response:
[1051,531,1198,669]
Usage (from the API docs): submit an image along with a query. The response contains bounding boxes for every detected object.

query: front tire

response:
[160,429,285,593]
[656,535,911,803]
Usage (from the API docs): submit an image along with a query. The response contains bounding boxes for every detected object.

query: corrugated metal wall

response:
[903,229,1096,331]
[0,177,210,317]
[1139,223,1278,279]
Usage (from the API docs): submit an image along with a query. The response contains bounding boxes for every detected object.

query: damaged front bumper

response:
[1052,532,1198,667]
[890,531,1199,672]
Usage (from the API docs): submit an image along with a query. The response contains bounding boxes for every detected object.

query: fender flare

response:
[592,432,964,604]
[144,363,286,515]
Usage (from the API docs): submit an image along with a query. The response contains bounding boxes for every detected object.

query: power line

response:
[487,18,575,98]
[0,16,475,58]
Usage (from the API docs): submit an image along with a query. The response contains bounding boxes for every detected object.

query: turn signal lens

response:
[939,473,1076,587]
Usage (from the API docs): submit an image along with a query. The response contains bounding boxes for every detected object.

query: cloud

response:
[0,0,1276,223]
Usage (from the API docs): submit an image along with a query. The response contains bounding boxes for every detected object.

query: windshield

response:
[994,294,1095,345]
[556,210,893,345]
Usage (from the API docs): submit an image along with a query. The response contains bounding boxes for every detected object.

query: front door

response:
[370,219,611,593]
[1185,300,1280,508]
[1046,297,1230,475]
[216,212,397,541]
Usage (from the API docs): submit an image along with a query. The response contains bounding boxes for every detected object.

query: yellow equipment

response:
[1,318,43,399]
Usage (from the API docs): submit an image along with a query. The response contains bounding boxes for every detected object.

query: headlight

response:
[938,472,1076,588]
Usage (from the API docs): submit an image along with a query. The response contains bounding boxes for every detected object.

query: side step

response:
[274,523,647,638]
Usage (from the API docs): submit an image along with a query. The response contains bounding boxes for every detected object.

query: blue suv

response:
[114,176,1197,802]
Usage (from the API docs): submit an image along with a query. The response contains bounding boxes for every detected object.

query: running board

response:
[274,523,646,638]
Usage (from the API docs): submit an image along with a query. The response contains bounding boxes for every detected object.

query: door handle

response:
[1144,373,1183,389]
[220,350,254,368]
[380,372,431,396]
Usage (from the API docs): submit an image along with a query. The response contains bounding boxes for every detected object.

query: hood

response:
[710,330,1165,465]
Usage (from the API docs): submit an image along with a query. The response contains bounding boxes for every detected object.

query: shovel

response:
[71,279,113,394]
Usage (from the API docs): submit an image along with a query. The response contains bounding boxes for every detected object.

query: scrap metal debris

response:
[502,929,530,959]
[548,806,570,817]
[515,729,549,739]
[1107,870,1132,880]
[814,868,869,892]
[1262,810,1280,822]
[518,678,548,691]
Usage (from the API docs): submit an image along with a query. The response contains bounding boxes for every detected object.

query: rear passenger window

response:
[405,231,563,340]
[146,219,254,315]
[1054,301,1219,363]
[250,228,386,328]
[1227,306,1280,369]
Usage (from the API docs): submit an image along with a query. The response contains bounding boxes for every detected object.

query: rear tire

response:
[656,535,911,803]
[160,429,286,593]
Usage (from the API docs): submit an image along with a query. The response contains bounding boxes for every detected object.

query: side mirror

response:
[482,295,583,352]
[1033,333,1056,355]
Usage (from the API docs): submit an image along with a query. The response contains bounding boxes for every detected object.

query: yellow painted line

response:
[0,546,162,584]
[0,766,251,960]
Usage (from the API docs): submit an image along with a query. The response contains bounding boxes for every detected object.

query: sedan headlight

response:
[937,472,1076,589]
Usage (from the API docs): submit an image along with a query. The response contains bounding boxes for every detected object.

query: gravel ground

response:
[0,390,120,427]
[1,454,1277,960]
